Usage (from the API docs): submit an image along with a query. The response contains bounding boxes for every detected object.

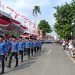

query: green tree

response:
[38,20,52,37]
[54,0,75,39]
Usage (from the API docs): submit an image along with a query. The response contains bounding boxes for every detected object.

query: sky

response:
[0,0,72,37]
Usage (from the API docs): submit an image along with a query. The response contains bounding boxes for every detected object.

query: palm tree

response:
[32,5,41,39]
[33,6,41,16]
[33,5,41,25]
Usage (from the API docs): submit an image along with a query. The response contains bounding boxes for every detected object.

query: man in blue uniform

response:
[29,39,34,56]
[7,36,18,68]
[25,39,30,58]
[0,35,6,74]
[36,40,40,53]
[18,37,24,62]
[5,40,11,61]
[33,40,37,55]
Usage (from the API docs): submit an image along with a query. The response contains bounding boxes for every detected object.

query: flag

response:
[14,13,19,19]
[29,21,32,25]
[7,6,14,11]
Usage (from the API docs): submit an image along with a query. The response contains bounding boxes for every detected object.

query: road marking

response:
[46,50,52,55]
[65,50,75,63]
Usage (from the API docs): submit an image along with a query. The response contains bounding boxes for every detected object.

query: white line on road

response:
[46,50,52,55]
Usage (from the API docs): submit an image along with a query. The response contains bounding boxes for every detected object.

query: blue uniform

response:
[18,42,23,51]
[33,41,37,47]
[4,40,11,53]
[30,41,33,48]
[11,42,18,52]
[36,41,39,47]
[25,41,30,48]
[0,42,6,55]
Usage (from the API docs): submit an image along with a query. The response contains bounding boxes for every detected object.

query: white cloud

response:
[16,0,50,10]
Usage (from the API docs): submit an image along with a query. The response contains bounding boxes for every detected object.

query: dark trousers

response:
[5,50,11,61]
[31,48,33,56]
[19,50,23,62]
[39,46,41,51]
[8,52,18,67]
[24,48,27,55]
[63,45,65,50]
[0,55,5,73]
[34,47,37,54]
[37,47,39,53]
[27,48,30,58]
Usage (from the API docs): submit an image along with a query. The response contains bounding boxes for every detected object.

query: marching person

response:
[33,40,37,55]
[18,37,24,62]
[23,39,27,56]
[0,35,7,74]
[25,39,30,58]
[7,36,18,68]
[5,39,11,61]
[30,39,34,56]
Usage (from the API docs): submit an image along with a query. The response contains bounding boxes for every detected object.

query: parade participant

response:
[36,40,39,53]
[25,39,30,58]
[33,40,37,55]
[23,39,27,56]
[18,37,24,62]
[29,39,34,56]
[0,35,6,74]
[7,36,18,68]
[5,40,11,61]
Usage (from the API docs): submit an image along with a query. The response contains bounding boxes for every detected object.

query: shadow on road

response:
[3,49,46,74]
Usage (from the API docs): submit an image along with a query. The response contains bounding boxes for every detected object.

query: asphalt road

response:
[1,43,75,75]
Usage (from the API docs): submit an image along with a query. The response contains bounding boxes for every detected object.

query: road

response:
[1,43,75,75]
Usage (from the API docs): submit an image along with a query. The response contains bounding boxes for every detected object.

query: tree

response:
[54,0,75,39]
[33,5,41,25]
[33,6,41,16]
[38,20,52,37]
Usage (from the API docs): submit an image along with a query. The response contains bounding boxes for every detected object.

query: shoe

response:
[15,65,18,68]
[0,71,4,74]
[7,66,11,68]
[21,60,23,62]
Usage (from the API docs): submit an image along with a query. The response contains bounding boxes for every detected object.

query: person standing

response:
[7,36,18,68]
[18,37,24,62]
[25,39,30,58]
[33,40,37,55]
[0,35,7,74]
[30,39,34,56]
[62,40,66,50]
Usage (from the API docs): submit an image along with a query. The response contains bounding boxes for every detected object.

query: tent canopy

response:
[0,10,28,33]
